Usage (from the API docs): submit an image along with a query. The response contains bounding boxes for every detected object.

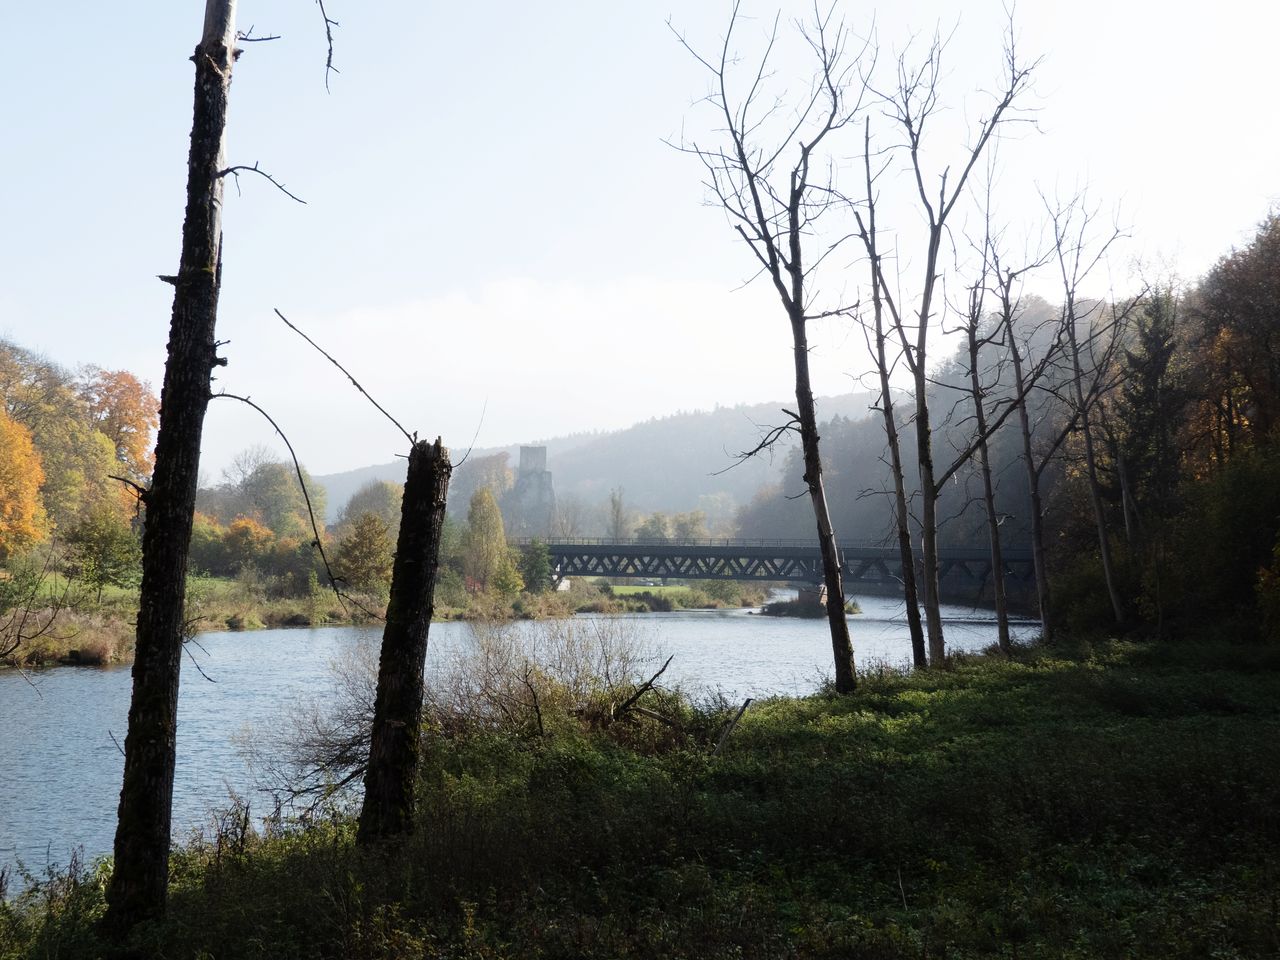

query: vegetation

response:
[4,637,1278,958]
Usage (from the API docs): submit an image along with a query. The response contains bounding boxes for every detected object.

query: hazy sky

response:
[4,1,1277,478]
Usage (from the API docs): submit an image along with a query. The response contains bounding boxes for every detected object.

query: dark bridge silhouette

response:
[517,538,1033,591]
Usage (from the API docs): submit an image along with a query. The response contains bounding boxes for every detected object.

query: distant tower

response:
[502,445,557,537]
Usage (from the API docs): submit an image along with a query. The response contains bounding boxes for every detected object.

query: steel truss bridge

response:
[517,538,1033,589]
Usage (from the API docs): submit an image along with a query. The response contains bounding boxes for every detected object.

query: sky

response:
[3,1,1278,480]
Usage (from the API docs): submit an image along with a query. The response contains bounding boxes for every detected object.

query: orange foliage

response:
[0,408,47,558]
[80,368,160,481]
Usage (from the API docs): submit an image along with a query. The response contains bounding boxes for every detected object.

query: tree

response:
[0,340,120,531]
[1048,196,1132,625]
[208,457,325,540]
[105,0,240,932]
[856,25,1036,665]
[335,512,395,596]
[65,506,142,601]
[607,486,630,541]
[674,3,860,691]
[519,538,552,593]
[338,479,403,533]
[79,367,161,482]
[0,408,46,560]
[635,512,672,542]
[672,510,709,542]
[462,487,508,591]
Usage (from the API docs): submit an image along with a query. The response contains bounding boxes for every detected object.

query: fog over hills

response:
[314,392,878,524]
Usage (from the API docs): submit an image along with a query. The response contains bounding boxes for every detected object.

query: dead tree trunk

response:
[358,438,451,843]
[1007,333,1054,641]
[855,129,926,668]
[790,304,858,693]
[104,0,236,933]
[964,292,1011,655]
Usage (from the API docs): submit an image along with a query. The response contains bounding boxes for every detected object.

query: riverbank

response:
[4,636,1277,958]
[1,577,771,669]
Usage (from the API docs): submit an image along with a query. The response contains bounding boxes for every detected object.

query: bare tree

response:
[104,1,239,933]
[672,3,866,691]
[988,249,1062,641]
[856,26,1036,665]
[1046,194,1130,625]
[854,120,925,668]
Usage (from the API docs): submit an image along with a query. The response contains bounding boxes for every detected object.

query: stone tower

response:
[502,445,557,538]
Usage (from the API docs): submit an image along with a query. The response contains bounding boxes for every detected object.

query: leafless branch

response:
[218,163,306,204]
[315,0,340,91]
[274,308,415,445]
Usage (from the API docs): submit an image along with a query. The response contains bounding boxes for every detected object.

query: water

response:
[0,596,1036,883]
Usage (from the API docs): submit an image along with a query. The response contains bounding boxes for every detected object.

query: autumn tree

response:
[0,408,46,560]
[0,339,119,530]
[335,512,395,596]
[79,367,161,482]
[463,487,508,591]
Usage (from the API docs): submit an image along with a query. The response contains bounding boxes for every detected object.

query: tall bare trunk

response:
[104,0,237,933]
[879,376,926,668]
[859,137,926,668]
[791,309,857,693]
[359,439,451,843]
[1068,318,1125,624]
[915,388,945,664]
[967,326,1010,654]
[1008,337,1053,642]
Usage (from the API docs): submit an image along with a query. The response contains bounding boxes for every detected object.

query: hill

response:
[314,392,877,524]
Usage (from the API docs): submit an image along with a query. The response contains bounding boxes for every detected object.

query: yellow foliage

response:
[0,408,47,558]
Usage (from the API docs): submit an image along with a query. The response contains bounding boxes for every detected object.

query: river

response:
[0,596,1036,883]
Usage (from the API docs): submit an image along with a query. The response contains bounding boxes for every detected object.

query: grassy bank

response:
[1,577,770,669]
[4,636,1279,958]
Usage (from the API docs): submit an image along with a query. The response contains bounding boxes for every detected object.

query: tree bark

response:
[790,309,857,693]
[104,0,236,933]
[358,438,451,843]
[1007,335,1054,642]
[967,322,1011,655]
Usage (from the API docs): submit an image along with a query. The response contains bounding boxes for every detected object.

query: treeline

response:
[0,339,157,591]
[737,213,1280,642]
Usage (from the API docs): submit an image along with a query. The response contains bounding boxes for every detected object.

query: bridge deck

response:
[514,538,1033,587]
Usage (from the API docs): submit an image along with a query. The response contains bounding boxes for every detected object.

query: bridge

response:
[517,538,1034,591]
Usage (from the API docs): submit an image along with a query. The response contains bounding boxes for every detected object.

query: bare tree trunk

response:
[790,308,857,693]
[967,322,1011,654]
[914,391,946,663]
[878,358,926,668]
[858,129,926,668]
[358,438,451,843]
[103,0,236,933]
[1007,336,1054,642]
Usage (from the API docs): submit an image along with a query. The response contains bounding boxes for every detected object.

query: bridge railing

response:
[511,536,841,549]
[510,536,1032,560]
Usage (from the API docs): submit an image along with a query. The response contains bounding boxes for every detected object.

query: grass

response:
[3,638,1279,958]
